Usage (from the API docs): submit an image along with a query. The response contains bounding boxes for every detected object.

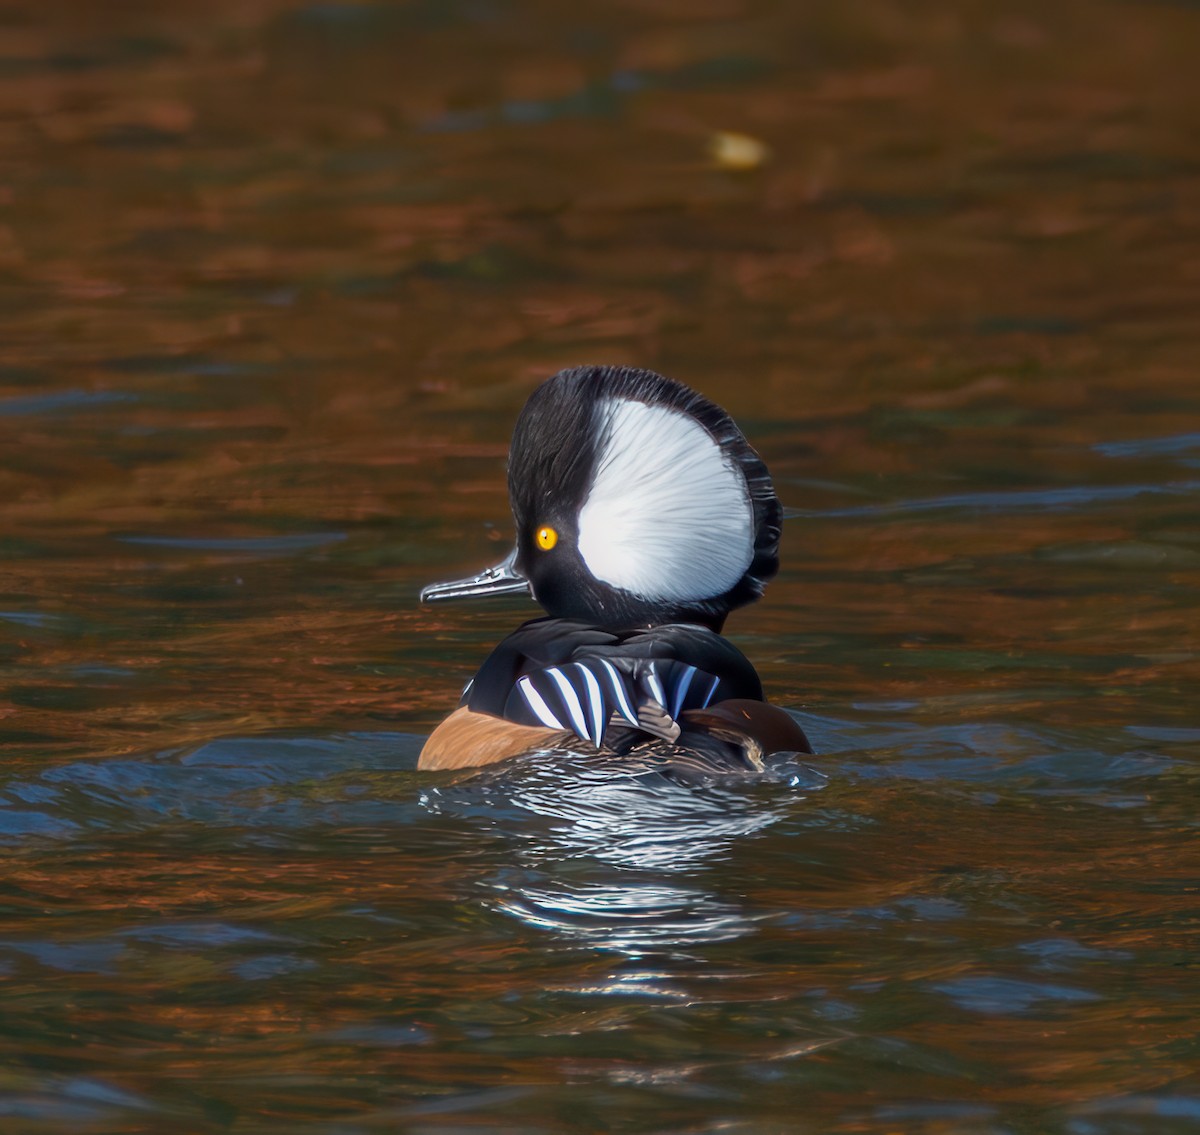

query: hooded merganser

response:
[418,365,812,772]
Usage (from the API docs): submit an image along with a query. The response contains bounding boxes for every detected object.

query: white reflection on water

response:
[492,879,761,955]
[421,750,826,958]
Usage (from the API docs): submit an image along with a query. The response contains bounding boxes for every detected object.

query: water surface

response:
[1,1,1198,1131]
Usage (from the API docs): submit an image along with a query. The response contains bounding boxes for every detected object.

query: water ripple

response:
[1094,432,1200,459]
[787,480,1200,521]
[116,532,347,553]
[0,388,135,416]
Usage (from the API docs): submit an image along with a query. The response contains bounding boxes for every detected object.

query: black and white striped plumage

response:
[463,618,762,750]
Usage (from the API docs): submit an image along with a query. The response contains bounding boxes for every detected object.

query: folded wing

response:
[502,657,735,748]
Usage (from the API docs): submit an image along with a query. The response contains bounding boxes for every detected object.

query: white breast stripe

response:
[670,664,697,719]
[597,658,638,724]
[518,675,564,730]
[545,667,589,740]
[700,673,721,708]
[573,663,605,747]
[646,663,666,711]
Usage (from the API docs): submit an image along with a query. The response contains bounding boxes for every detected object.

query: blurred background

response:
[0,1,1198,1131]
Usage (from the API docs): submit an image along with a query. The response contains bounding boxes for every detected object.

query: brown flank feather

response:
[418,707,567,770]
[679,699,813,757]
[418,699,811,771]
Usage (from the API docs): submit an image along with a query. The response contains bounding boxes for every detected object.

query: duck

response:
[417,364,812,774]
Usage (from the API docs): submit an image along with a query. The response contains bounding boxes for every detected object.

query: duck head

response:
[421,365,781,631]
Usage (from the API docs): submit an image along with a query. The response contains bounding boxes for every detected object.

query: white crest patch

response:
[576,398,754,603]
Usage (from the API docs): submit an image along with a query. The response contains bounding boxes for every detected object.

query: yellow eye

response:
[536,526,558,551]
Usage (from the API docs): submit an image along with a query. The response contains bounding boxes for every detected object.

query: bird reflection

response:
[420,750,825,960]
[492,879,759,953]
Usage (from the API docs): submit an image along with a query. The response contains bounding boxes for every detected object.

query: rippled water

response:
[2,0,1199,1131]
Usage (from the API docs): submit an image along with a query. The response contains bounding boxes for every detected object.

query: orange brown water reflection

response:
[1,0,1198,1131]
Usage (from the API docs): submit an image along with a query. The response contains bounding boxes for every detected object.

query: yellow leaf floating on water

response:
[708,130,770,171]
